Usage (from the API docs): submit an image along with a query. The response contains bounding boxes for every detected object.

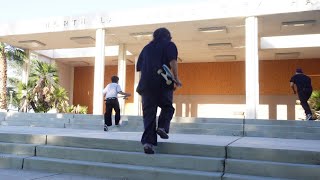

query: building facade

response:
[0,0,319,120]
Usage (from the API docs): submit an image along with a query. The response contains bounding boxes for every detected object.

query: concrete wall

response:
[56,61,74,104]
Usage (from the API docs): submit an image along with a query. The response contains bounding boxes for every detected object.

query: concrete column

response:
[245,16,259,119]
[269,103,277,120]
[134,56,142,115]
[118,44,126,115]
[93,28,105,115]
[287,102,296,120]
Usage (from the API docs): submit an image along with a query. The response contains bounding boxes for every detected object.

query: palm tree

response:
[16,80,36,112]
[53,86,69,113]
[0,43,25,109]
[28,60,59,112]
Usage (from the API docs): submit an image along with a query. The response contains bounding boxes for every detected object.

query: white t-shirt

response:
[103,83,122,99]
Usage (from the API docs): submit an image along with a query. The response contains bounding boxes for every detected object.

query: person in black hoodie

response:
[136,28,182,154]
[290,68,313,120]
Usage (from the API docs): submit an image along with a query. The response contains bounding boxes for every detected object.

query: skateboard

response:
[157,64,177,85]
[118,95,129,100]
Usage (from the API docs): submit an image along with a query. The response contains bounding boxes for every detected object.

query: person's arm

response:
[118,91,131,97]
[102,85,108,95]
[136,49,144,72]
[167,42,182,87]
[169,60,182,87]
[290,82,296,94]
[117,85,131,97]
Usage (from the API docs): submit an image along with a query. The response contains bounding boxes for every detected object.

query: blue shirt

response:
[136,40,178,94]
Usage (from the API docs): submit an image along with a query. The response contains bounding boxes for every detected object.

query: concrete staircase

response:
[0,128,319,180]
[1,112,320,140]
[224,137,320,179]
[0,131,226,180]
[0,112,320,179]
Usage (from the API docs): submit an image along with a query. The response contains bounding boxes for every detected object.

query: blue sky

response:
[0,0,210,22]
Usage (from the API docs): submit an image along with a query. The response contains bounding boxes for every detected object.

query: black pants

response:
[104,98,120,126]
[141,90,175,146]
[298,89,312,116]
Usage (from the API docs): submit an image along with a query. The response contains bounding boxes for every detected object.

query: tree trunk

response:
[0,49,7,110]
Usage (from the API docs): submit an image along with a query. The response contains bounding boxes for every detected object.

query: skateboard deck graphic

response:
[157,64,177,85]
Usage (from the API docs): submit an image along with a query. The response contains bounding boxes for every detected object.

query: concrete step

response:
[23,156,222,180]
[245,124,320,133]
[5,112,72,122]
[45,135,226,157]
[65,121,130,131]
[228,146,320,165]
[245,119,320,127]
[73,114,103,121]
[225,137,320,179]
[1,120,65,128]
[245,129,320,140]
[125,115,244,124]
[171,122,243,129]
[227,137,320,164]
[223,173,290,180]
[36,145,224,172]
[225,159,320,179]
[65,123,103,130]
[0,142,35,156]
[0,168,108,180]
[170,128,242,136]
[0,133,46,144]
[0,153,27,169]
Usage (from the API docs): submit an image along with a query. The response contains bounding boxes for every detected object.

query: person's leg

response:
[141,93,158,148]
[158,90,175,134]
[104,101,112,126]
[104,100,113,130]
[114,99,121,125]
[299,91,312,118]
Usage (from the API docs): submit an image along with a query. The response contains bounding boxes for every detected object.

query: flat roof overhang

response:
[0,0,319,66]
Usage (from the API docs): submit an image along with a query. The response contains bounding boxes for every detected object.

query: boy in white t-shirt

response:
[102,76,131,131]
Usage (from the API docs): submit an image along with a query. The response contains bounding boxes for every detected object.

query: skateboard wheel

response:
[166,80,172,85]
[157,69,163,74]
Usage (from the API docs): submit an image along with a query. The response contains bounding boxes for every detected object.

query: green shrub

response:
[309,90,320,119]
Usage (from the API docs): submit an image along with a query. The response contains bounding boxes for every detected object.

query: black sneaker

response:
[143,144,154,154]
[104,125,108,132]
[156,128,169,139]
[306,114,312,121]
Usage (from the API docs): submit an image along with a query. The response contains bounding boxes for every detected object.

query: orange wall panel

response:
[73,66,94,113]
[73,59,320,114]
[260,59,320,95]
[73,65,135,114]
[176,62,245,95]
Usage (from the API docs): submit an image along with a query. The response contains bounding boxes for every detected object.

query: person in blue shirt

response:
[136,28,182,154]
[290,68,313,120]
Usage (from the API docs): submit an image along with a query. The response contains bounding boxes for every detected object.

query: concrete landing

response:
[0,168,108,180]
